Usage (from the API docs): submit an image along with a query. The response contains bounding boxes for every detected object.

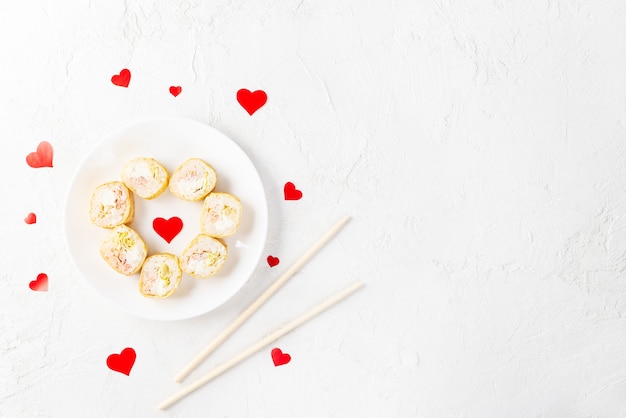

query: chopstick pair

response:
[158,215,360,410]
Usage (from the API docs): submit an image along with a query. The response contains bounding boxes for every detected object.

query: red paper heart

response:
[271,348,291,366]
[267,255,280,267]
[111,69,131,87]
[26,141,53,168]
[237,88,267,115]
[169,86,182,97]
[24,213,37,224]
[106,347,136,376]
[283,182,303,200]
[29,273,48,291]
[153,217,183,243]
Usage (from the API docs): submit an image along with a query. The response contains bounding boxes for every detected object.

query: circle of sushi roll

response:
[139,253,183,298]
[121,157,169,200]
[99,225,148,276]
[180,234,228,279]
[200,192,242,238]
[89,181,135,228]
[169,158,217,201]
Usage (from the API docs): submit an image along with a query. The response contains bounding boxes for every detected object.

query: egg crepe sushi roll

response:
[121,157,169,199]
[89,181,135,228]
[180,234,228,279]
[169,158,217,201]
[139,254,183,298]
[200,192,242,238]
[100,225,147,276]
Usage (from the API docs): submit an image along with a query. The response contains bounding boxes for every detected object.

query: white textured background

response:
[2,1,626,417]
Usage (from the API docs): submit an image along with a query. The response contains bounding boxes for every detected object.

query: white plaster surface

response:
[2,1,626,416]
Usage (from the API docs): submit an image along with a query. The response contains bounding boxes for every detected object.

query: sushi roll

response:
[169,158,217,201]
[200,192,242,238]
[139,254,183,298]
[180,234,228,279]
[89,181,134,228]
[121,157,169,199]
[99,225,147,276]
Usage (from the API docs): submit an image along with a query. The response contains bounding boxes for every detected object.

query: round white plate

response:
[64,118,268,321]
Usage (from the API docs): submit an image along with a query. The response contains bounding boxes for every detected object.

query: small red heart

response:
[24,213,37,224]
[111,69,131,87]
[267,255,280,267]
[106,347,136,376]
[26,141,53,168]
[29,273,48,292]
[237,88,267,115]
[169,86,182,97]
[283,182,303,200]
[153,217,183,243]
[271,348,291,366]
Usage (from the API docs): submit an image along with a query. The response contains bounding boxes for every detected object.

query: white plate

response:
[64,118,268,321]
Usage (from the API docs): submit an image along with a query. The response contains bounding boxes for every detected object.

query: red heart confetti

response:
[267,255,280,267]
[29,273,48,292]
[106,347,136,376]
[271,348,291,366]
[26,141,53,168]
[169,86,182,97]
[237,88,267,115]
[111,69,131,87]
[153,217,183,243]
[283,182,303,200]
[24,213,37,224]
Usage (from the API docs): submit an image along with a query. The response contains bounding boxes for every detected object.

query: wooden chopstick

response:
[158,281,364,410]
[173,215,351,383]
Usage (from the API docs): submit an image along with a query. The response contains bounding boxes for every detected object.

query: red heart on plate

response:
[106,347,136,376]
[283,182,303,200]
[29,273,48,291]
[169,86,182,97]
[26,141,53,168]
[237,88,267,115]
[111,69,131,87]
[271,348,291,366]
[153,217,183,243]
[24,212,37,224]
[267,255,280,267]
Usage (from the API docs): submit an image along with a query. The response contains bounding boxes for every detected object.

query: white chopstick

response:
[158,281,364,410]
[173,215,351,383]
